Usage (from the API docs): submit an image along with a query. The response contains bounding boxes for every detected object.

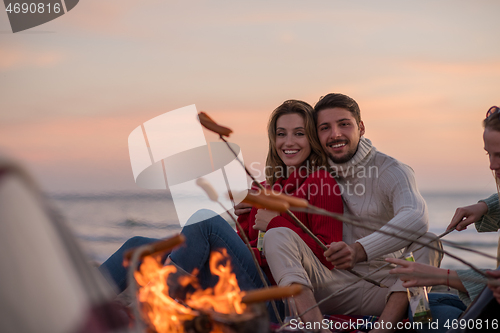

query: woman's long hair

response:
[484,108,500,267]
[265,100,328,186]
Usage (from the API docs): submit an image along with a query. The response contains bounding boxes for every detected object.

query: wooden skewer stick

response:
[440,239,498,261]
[196,178,284,325]
[241,285,303,304]
[123,234,186,264]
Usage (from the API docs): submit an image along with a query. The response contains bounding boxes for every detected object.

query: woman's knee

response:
[122,236,157,250]
[185,209,220,226]
[183,213,232,235]
[203,214,230,229]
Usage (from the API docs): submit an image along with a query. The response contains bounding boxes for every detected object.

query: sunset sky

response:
[1,1,499,193]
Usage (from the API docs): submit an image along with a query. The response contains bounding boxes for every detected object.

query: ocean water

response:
[51,191,499,271]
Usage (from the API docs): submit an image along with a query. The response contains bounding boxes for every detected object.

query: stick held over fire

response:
[241,285,303,304]
[123,234,186,264]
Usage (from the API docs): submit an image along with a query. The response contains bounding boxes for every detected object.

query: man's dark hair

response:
[313,93,361,125]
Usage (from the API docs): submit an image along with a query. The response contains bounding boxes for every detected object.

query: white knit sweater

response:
[329,137,429,261]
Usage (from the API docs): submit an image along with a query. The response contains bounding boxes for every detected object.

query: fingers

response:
[487,273,500,303]
[385,258,417,281]
[255,208,266,217]
[255,208,279,221]
[254,209,275,232]
[385,258,410,267]
[323,242,346,257]
[385,258,411,275]
[456,221,469,231]
[401,280,418,288]
[490,286,500,303]
[234,202,252,216]
[448,208,468,231]
[326,247,350,263]
[387,265,411,275]
[334,261,354,270]
[448,202,487,231]
[252,219,266,231]
[235,202,252,210]
[324,242,353,269]
[234,207,252,216]
[454,216,474,231]
[487,270,500,299]
[486,270,500,278]
[327,252,353,269]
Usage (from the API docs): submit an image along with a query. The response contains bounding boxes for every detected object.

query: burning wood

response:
[133,248,271,333]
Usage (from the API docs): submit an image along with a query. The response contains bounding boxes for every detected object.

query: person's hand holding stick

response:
[487,270,500,304]
[447,202,488,231]
[386,257,466,292]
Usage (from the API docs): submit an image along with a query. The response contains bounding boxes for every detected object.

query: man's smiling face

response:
[316,107,365,164]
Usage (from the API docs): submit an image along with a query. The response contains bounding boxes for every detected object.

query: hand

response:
[324,242,366,270]
[486,270,500,304]
[386,258,446,288]
[447,202,488,231]
[253,209,279,231]
[234,202,252,216]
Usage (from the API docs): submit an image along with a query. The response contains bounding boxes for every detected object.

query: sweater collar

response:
[328,137,375,178]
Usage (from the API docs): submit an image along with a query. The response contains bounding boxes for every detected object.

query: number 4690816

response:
[5,3,61,14]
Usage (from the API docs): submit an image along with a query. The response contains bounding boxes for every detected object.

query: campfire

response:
[125,235,302,333]
[134,248,262,333]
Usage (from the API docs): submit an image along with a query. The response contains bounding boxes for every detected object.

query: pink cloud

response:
[0,47,64,71]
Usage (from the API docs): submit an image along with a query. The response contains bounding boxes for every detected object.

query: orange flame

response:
[134,248,246,333]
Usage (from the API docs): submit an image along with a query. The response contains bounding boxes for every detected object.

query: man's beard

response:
[327,144,358,164]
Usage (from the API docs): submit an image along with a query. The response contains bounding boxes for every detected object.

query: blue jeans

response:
[409,293,466,333]
[99,210,282,322]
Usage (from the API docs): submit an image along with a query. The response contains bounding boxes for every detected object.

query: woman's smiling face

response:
[275,113,311,169]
